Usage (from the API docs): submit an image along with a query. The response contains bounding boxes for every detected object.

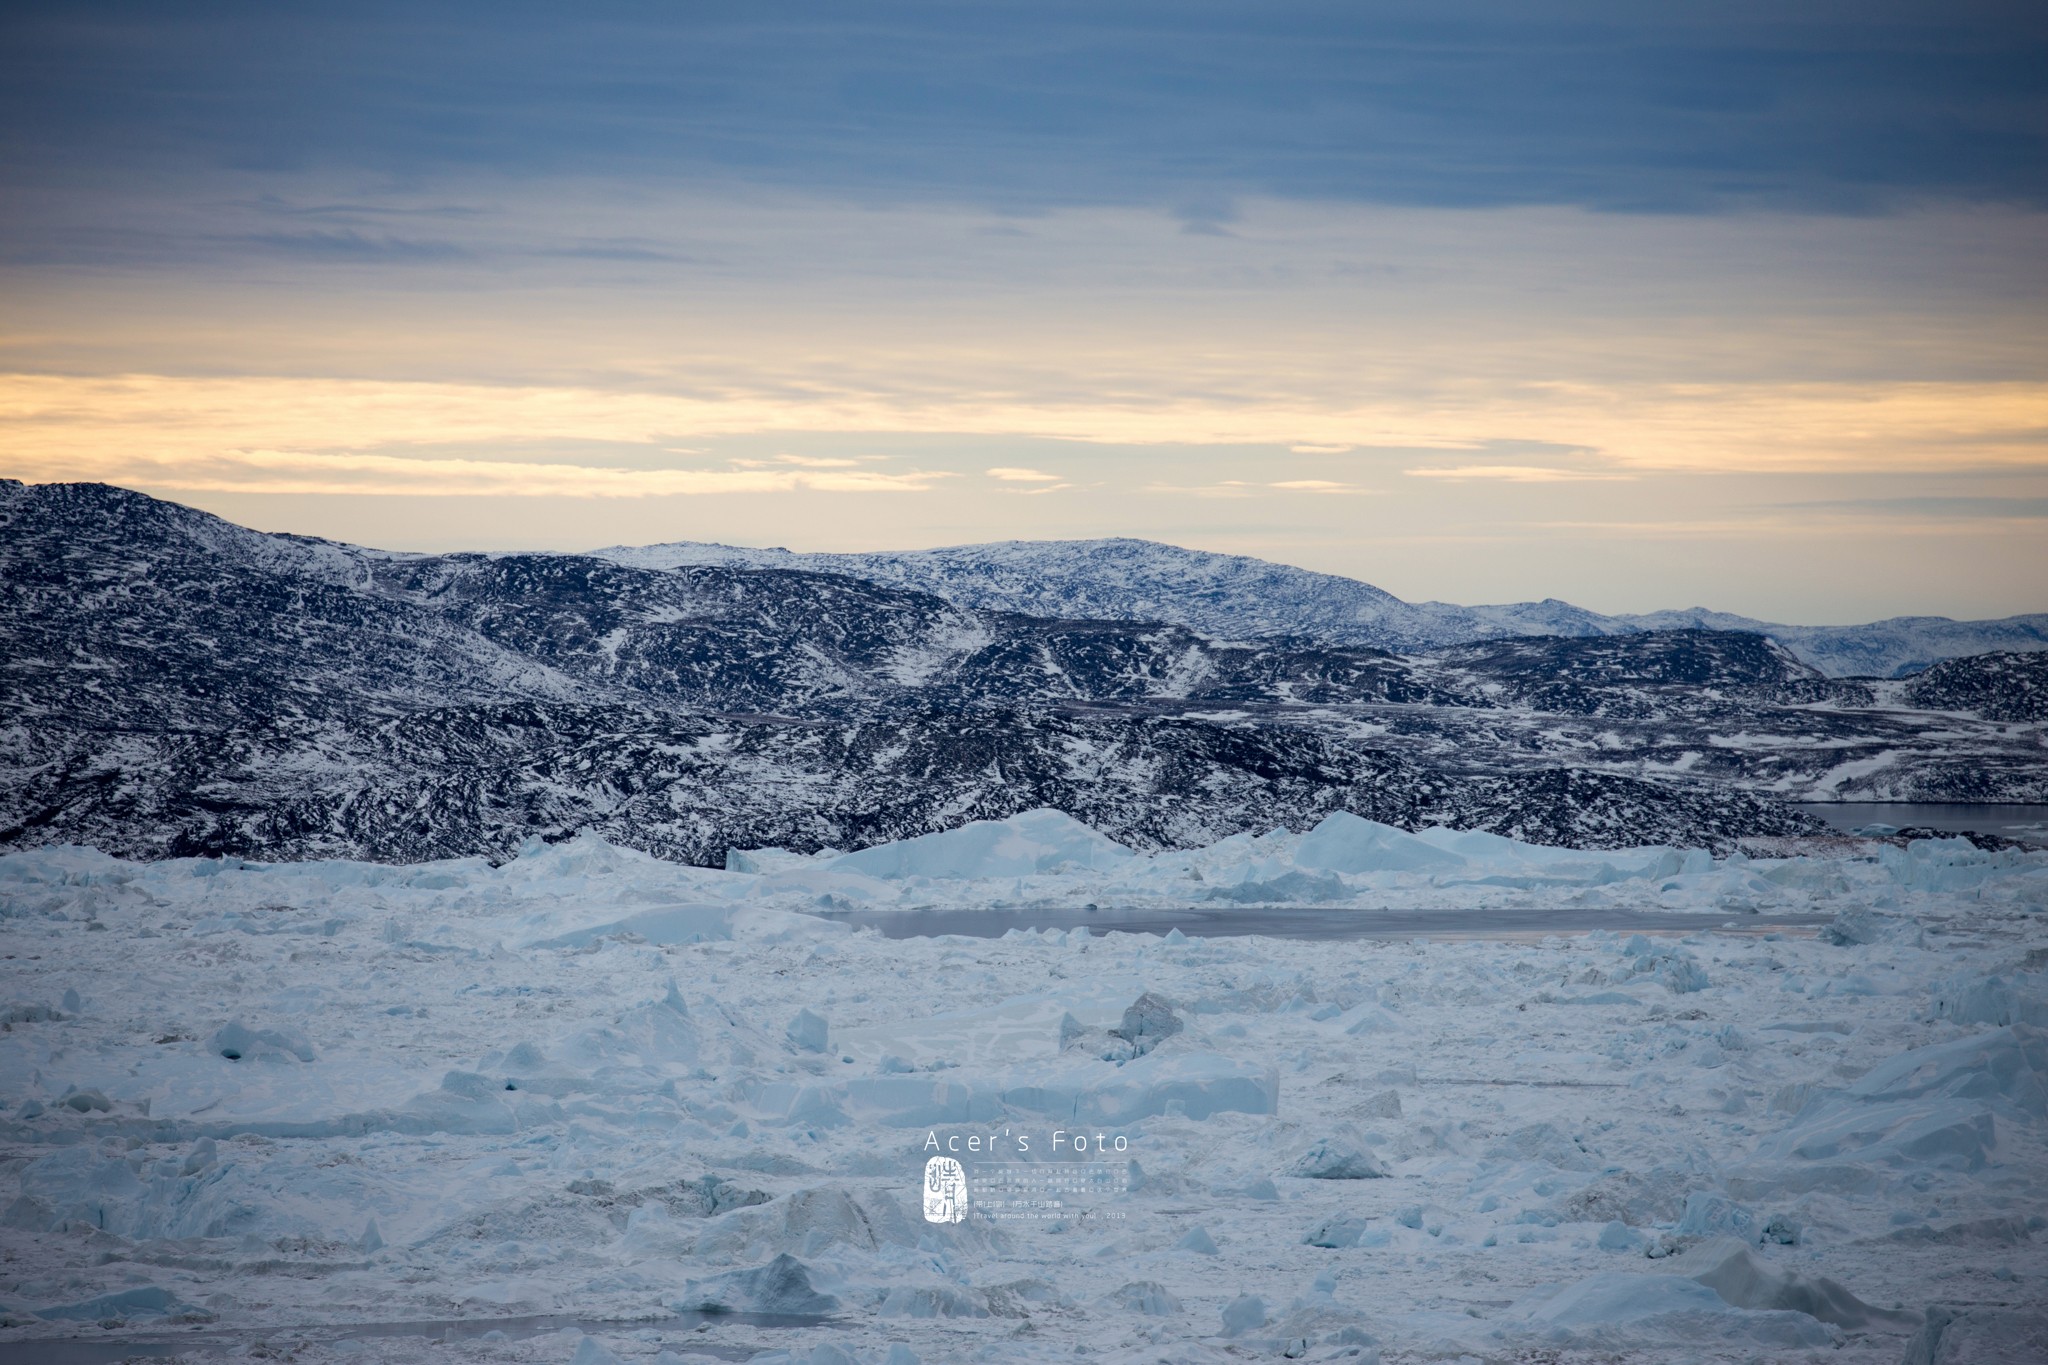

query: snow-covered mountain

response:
[4,480,2042,868]
[598,536,2048,678]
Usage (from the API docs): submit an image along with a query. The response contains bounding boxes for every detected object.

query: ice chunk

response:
[1517,1272,1834,1349]
[1,1195,46,1230]
[823,809,1133,880]
[772,1047,1277,1127]
[1902,1306,2048,1364]
[1294,812,1467,875]
[568,1337,626,1365]
[1673,1192,1756,1241]
[1620,944,1709,994]
[674,1253,838,1315]
[730,908,854,944]
[1200,870,1351,904]
[877,1284,992,1319]
[400,1071,519,1135]
[693,1187,907,1263]
[1845,1024,2047,1117]
[1016,1049,1279,1124]
[1666,1238,1918,1330]
[724,846,835,874]
[1177,1225,1219,1254]
[1286,1135,1388,1180]
[787,1008,830,1054]
[1754,1100,1996,1180]
[1304,1214,1370,1248]
[1541,990,1645,1006]
[801,1348,864,1365]
[1881,836,2035,893]
[1098,1281,1183,1315]
[1109,992,1182,1055]
[1597,1221,1643,1252]
[1885,1215,2032,1247]
[1821,908,1920,947]
[1342,1003,1404,1035]
[1931,973,2048,1028]
[18,1150,125,1233]
[1221,1293,1268,1335]
[538,990,715,1087]
[209,1020,316,1063]
[33,1286,204,1322]
[1485,1122,1596,1172]
[1352,1088,1402,1118]
[520,904,736,950]
[1741,1027,2046,1191]
[1760,1214,1800,1245]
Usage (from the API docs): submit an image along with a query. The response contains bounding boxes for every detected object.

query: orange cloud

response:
[2,371,2045,497]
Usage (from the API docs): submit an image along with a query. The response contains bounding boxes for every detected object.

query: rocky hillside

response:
[5,481,2040,865]
[600,535,2048,678]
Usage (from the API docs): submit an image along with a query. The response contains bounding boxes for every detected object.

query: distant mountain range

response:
[3,480,2042,868]
[598,537,2048,679]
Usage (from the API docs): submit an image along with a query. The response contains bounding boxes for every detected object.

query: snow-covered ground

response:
[2,813,2046,1363]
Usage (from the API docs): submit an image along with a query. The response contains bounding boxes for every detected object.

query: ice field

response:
[2,810,2046,1363]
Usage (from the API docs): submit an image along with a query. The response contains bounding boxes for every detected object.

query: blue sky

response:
[3,2,2045,619]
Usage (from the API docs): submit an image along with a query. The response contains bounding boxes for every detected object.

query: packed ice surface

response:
[0,814,2045,1363]
[724,809,2048,917]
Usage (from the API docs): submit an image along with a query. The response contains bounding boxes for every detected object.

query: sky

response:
[3,2,2045,622]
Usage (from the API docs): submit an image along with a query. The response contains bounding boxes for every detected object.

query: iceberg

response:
[820,809,1134,880]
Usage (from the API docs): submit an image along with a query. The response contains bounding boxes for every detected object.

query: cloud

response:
[8,439,953,499]
[774,453,864,468]
[1290,444,1354,455]
[1145,478,1374,497]
[1269,478,1373,493]
[6,6,2044,216]
[5,372,2047,498]
[231,230,473,263]
[1404,465,1634,482]
[536,242,687,263]
[1142,480,1259,498]
[1775,495,2048,520]
[1519,512,2032,542]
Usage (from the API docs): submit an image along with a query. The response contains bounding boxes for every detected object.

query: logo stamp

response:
[922,1155,968,1223]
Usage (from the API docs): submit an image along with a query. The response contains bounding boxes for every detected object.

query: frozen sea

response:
[820,905,1836,942]
[2,810,2045,1364]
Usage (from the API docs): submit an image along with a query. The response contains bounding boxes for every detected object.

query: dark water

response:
[1794,802,2048,842]
[0,1311,822,1364]
[820,905,1834,942]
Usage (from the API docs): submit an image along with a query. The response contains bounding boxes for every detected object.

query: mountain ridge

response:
[4,480,2042,867]
[595,535,2048,678]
